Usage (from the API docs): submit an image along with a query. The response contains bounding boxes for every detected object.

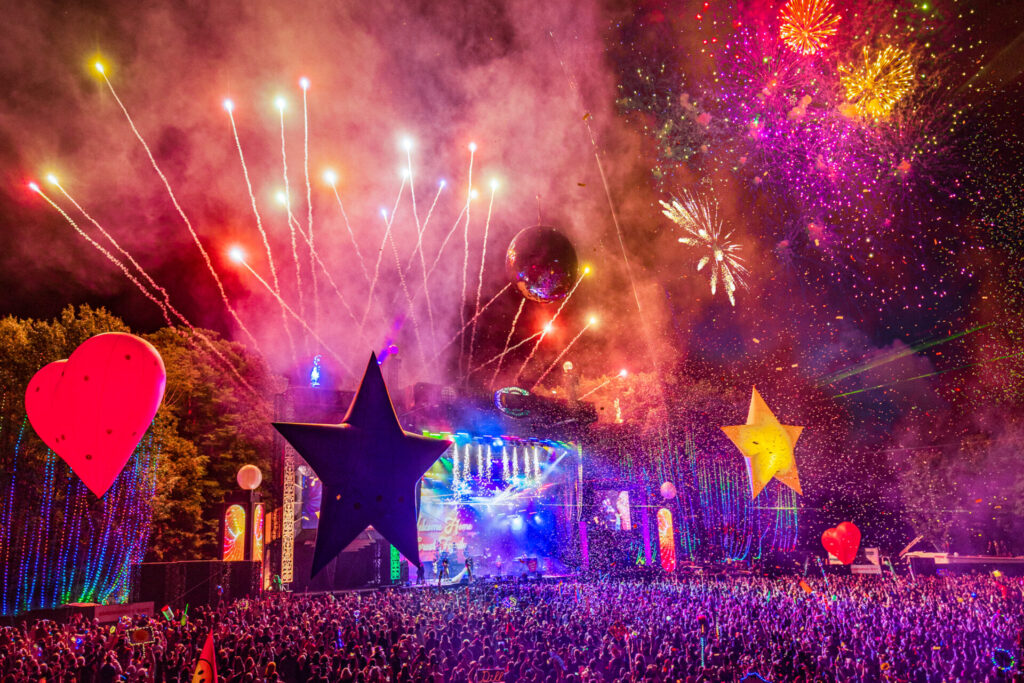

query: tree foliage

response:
[0,305,281,569]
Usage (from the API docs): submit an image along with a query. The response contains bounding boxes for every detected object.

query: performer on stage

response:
[465,554,474,581]
[438,555,450,586]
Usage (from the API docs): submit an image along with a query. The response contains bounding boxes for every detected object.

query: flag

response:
[799,579,813,594]
[192,632,217,683]
[161,605,174,621]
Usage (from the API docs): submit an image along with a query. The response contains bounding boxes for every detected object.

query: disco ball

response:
[506,226,578,304]
[660,482,677,499]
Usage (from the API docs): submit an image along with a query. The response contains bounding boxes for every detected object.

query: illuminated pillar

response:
[223,505,247,561]
[642,500,652,565]
[657,508,676,572]
[220,493,264,563]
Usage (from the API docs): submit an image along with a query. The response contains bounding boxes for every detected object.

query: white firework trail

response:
[660,192,748,306]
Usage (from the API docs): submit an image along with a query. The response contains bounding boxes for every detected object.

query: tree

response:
[0,305,281,613]
[143,327,282,561]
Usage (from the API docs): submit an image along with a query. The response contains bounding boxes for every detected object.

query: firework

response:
[232,248,351,374]
[460,142,477,376]
[403,138,421,231]
[660,193,747,306]
[33,182,258,394]
[49,178,172,322]
[425,204,468,281]
[225,102,279,294]
[578,368,628,400]
[406,180,445,339]
[225,101,297,365]
[95,65,262,350]
[779,0,840,55]
[324,170,370,285]
[469,181,498,367]
[360,178,407,329]
[433,283,511,361]
[529,317,596,391]
[385,201,427,365]
[289,207,362,329]
[509,268,589,383]
[280,102,306,321]
[32,184,171,325]
[489,297,525,388]
[300,77,319,332]
[473,326,547,376]
[45,63,597,386]
[839,46,915,121]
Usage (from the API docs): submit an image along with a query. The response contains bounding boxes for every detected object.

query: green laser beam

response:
[833,348,1023,398]
[817,323,992,387]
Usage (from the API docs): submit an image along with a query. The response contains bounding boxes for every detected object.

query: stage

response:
[285,427,583,590]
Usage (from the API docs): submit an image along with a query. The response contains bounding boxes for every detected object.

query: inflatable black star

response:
[273,354,451,577]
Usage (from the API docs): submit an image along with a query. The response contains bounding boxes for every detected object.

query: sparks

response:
[661,192,747,306]
[779,0,840,55]
[839,46,915,121]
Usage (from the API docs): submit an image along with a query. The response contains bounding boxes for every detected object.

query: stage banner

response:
[851,547,882,575]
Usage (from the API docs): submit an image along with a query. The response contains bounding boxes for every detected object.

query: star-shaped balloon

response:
[721,387,803,499]
[273,353,451,576]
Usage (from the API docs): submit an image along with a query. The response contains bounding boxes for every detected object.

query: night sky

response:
[1,0,1023,543]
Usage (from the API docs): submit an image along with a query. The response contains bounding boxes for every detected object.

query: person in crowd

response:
[0,573,1021,682]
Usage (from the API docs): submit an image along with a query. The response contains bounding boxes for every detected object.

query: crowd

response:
[0,573,1021,682]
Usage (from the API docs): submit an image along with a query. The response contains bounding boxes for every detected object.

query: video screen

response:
[596,490,631,531]
[299,468,322,529]
[414,438,577,578]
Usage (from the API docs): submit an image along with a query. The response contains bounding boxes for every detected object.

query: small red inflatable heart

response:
[25,333,166,497]
[821,521,861,565]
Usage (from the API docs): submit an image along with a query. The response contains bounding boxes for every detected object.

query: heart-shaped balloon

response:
[821,521,861,565]
[25,333,166,497]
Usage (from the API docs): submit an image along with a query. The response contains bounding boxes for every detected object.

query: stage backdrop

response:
[297,431,582,577]
[589,413,798,566]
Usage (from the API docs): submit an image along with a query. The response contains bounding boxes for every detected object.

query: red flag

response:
[799,579,813,594]
[192,632,217,683]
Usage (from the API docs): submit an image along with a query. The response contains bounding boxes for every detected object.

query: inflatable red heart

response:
[821,521,861,565]
[25,333,166,498]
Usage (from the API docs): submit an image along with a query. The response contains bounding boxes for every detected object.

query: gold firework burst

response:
[839,45,916,120]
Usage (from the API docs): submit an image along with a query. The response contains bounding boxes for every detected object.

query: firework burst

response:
[839,45,915,121]
[779,0,841,56]
[660,194,747,306]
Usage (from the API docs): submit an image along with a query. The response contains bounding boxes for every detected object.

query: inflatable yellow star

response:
[721,387,803,499]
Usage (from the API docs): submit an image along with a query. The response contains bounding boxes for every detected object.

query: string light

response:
[0,397,156,615]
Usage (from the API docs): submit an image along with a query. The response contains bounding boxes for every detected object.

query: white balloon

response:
[237,464,263,490]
